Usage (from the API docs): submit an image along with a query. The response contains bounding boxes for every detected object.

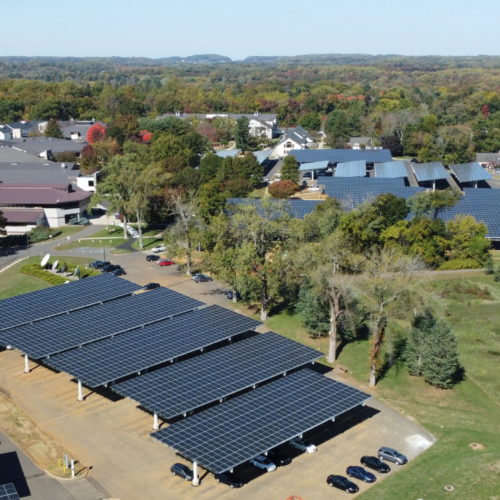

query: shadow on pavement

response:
[0,451,31,497]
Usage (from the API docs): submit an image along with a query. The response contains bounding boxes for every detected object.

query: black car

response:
[192,273,212,283]
[100,264,120,273]
[361,455,391,473]
[143,282,160,290]
[146,254,160,262]
[326,475,359,493]
[267,449,292,466]
[346,465,376,483]
[111,268,126,276]
[170,463,193,481]
[89,260,110,269]
[214,472,244,488]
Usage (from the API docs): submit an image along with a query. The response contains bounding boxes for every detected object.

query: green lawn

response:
[263,273,500,499]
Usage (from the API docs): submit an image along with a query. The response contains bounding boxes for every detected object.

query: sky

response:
[2,0,500,59]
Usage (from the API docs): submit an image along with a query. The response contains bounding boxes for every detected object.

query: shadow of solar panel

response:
[335,160,366,177]
[0,484,19,500]
[291,149,392,164]
[113,331,322,418]
[0,287,202,358]
[44,305,261,387]
[152,368,370,474]
[0,273,139,332]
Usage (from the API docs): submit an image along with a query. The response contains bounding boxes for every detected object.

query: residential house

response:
[5,121,47,138]
[9,137,86,160]
[476,152,500,169]
[58,119,99,141]
[348,137,373,149]
[272,126,314,157]
[0,126,12,141]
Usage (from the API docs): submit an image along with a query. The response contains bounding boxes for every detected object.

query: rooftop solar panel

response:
[412,162,448,182]
[113,331,322,419]
[449,162,492,183]
[291,149,392,164]
[0,287,202,358]
[335,160,366,177]
[0,484,19,500]
[152,368,370,473]
[44,305,261,387]
[374,161,408,178]
[0,273,139,332]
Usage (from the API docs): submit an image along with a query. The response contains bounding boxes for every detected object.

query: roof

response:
[348,137,372,145]
[215,149,241,158]
[298,160,330,171]
[412,162,448,182]
[449,162,492,183]
[157,113,276,124]
[282,126,313,145]
[1,208,45,224]
[291,149,392,164]
[10,137,86,156]
[0,146,51,164]
[374,161,408,178]
[0,183,91,206]
[476,152,500,164]
[252,150,272,164]
[335,160,366,177]
[0,161,80,184]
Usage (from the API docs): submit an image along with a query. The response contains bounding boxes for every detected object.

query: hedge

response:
[437,258,482,271]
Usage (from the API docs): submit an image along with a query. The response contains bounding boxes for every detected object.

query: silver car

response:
[378,447,408,465]
[249,455,277,472]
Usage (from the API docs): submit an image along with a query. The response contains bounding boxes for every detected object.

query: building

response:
[9,137,86,160]
[0,125,12,141]
[272,126,314,157]
[476,152,500,169]
[3,121,48,138]
[348,137,374,149]
[58,119,99,141]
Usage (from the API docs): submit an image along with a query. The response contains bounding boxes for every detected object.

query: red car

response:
[159,259,175,267]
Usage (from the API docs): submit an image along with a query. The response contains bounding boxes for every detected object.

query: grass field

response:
[264,272,500,499]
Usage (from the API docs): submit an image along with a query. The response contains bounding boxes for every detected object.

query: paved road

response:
[0,431,108,500]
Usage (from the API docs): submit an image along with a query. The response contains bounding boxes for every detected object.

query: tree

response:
[405,310,436,376]
[445,215,490,265]
[87,123,107,144]
[268,180,297,199]
[0,209,6,235]
[408,189,461,219]
[298,112,321,131]
[44,118,63,138]
[280,155,299,184]
[234,116,252,151]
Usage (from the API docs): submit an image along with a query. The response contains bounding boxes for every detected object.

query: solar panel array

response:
[45,305,260,387]
[0,287,202,358]
[291,149,392,164]
[0,273,139,332]
[321,177,423,208]
[298,160,330,172]
[226,198,324,219]
[113,331,322,419]
[0,484,19,500]
[335,160,366,177]
[449,162,492,183]
[439,188,500,238]
[412,162,448,182]
[152,368,370,473]
[374,161,408,178]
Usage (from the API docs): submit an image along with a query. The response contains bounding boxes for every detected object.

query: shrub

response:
[28,226,61,243]
[268,180,298,199]
[20,264,68,285]
[437,258,481,270]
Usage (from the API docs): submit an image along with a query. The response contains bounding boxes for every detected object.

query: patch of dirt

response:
[469,442,486,450]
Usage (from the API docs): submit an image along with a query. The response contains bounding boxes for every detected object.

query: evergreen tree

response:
[234,116,252,151]
[405,310,436,376]
[44,118,63,138]
[281,155,299,184]
[296,282,330,338]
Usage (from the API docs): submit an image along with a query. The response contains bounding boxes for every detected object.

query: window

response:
[88,180,94,187]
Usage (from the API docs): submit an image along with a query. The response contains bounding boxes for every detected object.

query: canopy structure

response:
[298,160,330,172]
[374,161,408,178]
[449,162,492,184]
[335,160,366,177]
[291,149,392,164]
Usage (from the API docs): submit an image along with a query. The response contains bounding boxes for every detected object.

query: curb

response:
[0,257,28,273]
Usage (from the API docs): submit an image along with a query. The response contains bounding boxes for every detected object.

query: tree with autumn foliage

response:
[87,122,107,144]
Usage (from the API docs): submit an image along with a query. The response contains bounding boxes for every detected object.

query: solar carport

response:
[449,162,492,187]
[411,162,449,190]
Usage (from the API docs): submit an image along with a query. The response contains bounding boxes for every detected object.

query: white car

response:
[151,244,166,253]
[289,438,317,454]
[249,455,277,472]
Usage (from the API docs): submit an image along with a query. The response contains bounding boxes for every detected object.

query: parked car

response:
[361,456,391,473]
[249,455,277,472]
[152,244,166,253]
[170,463,193,481]
[346,465,376,483]
[111,268,126,276]
[100,264,121,273]
[267,449,292,466]
[214,472,244,488]
[146,254,160,262]
[226,290,241,300]
[68,216,90,225]
[289,438,317,454]
[143,282,160,290]
[378,447,408,465]
[191,273,212,283]
[159,259,175,267]
[89,260,110,269]
[326,475,359,493]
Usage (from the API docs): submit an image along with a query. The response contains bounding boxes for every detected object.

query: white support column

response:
[23,354,30,373]
[153,413,159,430]
[192,461,200,487]
[77,380,84,402]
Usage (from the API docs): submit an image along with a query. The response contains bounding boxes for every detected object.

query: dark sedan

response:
[361,455,391,473]
[326,475,359,493]
[214,472,244,488]
[267,449,292,466]
[170,463,193,481]
[346,465,376,483]
[146,254,160,262]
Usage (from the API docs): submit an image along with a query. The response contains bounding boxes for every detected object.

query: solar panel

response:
[374,161,408,178]
[0,273,139,332]
[335,160,366,177]
[113,331,322,419]
[291,149,392,164]
[44,305,261,387]
[152,368,370,473]
[226,198,324,219]
[0,287,202,358]
[449,162,492,183]
[0,484,19,500]
[298,160,330,172]
[412,162,448,182]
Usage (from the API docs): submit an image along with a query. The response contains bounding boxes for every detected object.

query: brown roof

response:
[2,208,45,223]
[0,183,91,206]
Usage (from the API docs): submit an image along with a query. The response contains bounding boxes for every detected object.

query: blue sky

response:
[2,0,499,59]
